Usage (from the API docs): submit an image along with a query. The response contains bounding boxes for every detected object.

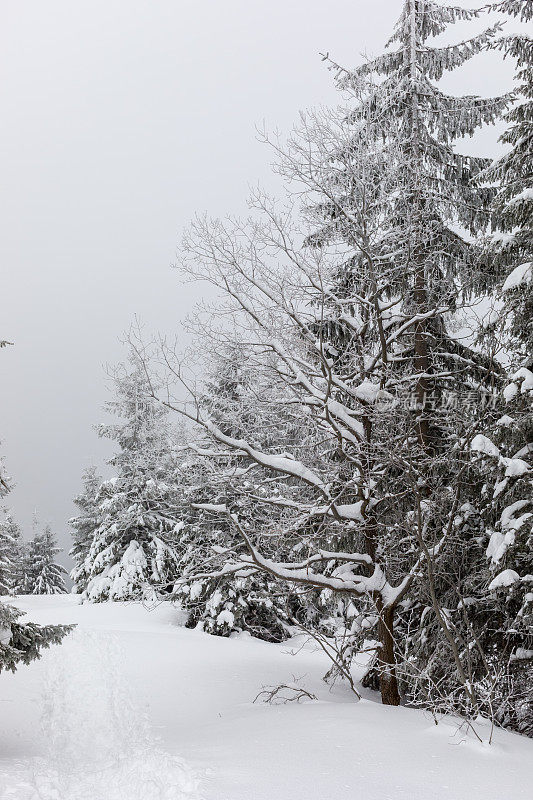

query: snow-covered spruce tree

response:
[0,601,71,674]
[69,467,103,594]
[310,1,517,714]
[464,0,533,735]
[166,447,300,641]
[17,516,43,594]
[0,513,23,595]
[288,0,511,709]
[487,0,533,364]
[0,451,70,672]
[72,362,181,601]
[319,0,508,451]
[469,371,533,735]
[23,527,67,595]
[0,520,14,596]
[171,348,329,641]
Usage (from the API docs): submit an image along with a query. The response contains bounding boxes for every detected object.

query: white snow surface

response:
[1,596,533,800]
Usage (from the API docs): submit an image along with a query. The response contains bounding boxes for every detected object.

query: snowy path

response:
[1,596,532,800]
[0,622,199,800]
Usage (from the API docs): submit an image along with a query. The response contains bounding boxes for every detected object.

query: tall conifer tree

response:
[467,0,533,735]
[69,467,102,594]
[322,0,509,447]
[488,0,533,363]
[303,0,511,705]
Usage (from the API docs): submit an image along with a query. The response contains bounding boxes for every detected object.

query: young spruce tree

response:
[23,527,68,595]
[69,467,102,594]
[0,513,23,595]
[0,449,70,672]
[71,362,181,601]
[174,348,326,640]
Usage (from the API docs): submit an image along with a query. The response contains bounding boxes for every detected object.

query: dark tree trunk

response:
[377,603,401,706]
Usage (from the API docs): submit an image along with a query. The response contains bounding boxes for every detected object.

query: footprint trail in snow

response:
[3,629,201,800]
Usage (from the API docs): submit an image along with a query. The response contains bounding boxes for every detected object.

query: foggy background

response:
[0,0,522,568]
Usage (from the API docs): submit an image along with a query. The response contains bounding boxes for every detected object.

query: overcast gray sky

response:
[0,0,521,565]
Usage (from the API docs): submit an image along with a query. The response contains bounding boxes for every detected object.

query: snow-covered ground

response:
[0,596,532,799]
